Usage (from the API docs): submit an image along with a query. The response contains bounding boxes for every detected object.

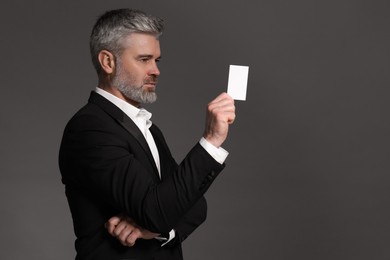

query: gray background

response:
[1,0,389,259]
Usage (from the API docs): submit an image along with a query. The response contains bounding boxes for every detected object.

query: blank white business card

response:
[227,65,249,101]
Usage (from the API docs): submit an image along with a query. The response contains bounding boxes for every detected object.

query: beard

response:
[113,64,157,104]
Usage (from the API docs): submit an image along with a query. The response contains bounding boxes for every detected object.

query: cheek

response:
[119,61,148,82]
[125,66,145,79]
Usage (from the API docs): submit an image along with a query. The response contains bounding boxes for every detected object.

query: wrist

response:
[203,133,223,148]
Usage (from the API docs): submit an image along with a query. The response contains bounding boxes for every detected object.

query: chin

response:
[144,86,156,92]
[140,92,157,104]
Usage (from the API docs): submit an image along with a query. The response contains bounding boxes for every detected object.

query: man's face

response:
[113,33,161,105]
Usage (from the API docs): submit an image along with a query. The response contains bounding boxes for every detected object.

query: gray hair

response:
[89,9,164,75]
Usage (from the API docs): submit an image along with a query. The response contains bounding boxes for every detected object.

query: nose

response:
[149,61,160,76]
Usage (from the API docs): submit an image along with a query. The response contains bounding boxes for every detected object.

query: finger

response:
[106,223,115,235]
[107,216,121,226]
[208,97,235,110]
[118,227,133,246]
[113,221,129,237]
[208,103,235,118]
[227,112,236,124]
[125,228,142,247]
[209,92,232,105]
[214,110,236,125]
[209,100,234,110]
[106,216,121,234]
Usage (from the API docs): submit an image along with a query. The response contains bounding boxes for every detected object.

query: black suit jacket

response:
[59,92,224,260]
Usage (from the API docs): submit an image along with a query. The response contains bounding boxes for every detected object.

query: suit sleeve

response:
[166,196,207,245]
[150,126,209,244]
[59,113,224,235]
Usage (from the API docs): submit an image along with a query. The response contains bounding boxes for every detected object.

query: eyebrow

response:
[137,54,161,59]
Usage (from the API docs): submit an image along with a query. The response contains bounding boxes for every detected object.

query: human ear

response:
[98,50,115,75]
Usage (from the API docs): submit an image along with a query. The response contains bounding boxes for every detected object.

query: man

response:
[59,8,235,260]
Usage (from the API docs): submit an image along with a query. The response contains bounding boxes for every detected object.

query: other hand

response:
[105,215,160,247]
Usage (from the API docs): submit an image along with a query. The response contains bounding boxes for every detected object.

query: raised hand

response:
[203,92,236,148]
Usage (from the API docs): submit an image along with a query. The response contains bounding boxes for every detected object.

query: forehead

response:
[121,32,161,54]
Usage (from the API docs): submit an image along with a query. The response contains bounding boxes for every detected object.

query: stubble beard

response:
[113,64,157,104]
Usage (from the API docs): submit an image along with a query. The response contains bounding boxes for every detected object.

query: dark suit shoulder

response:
[64,102,117,133]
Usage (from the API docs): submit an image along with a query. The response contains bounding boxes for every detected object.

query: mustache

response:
[144,76,158,84]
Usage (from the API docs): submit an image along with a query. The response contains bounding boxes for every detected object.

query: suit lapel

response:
[88,92,160,180]
[149,124,173,181]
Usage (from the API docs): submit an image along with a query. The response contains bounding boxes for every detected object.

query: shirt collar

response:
[94,87,152,125]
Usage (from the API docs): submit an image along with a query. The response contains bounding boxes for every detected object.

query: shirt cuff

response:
[155,229,176,247]
[199,137,229,164]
